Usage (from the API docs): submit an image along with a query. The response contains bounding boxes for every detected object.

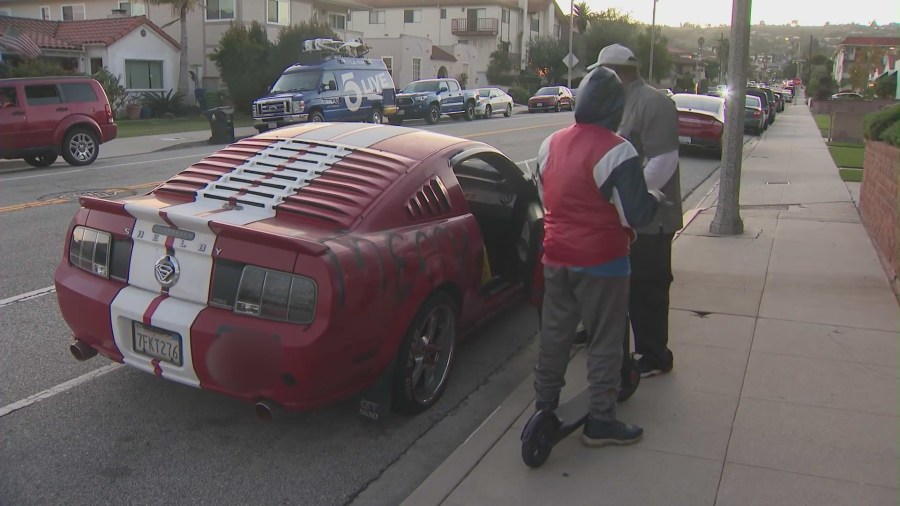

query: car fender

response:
[53,114,102,146]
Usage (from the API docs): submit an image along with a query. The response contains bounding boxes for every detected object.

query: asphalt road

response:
[0,111,755,506]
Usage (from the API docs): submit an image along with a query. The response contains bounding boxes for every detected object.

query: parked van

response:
[0,76,117,167]
[252,39,397,132]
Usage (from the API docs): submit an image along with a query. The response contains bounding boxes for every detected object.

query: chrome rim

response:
[506,104,512,116]
[69,133,95,162]
[430,107,439,122]
[410,304,455,404]
[372,110,382,123]
[485,105,492,118]
[312,114,323,122]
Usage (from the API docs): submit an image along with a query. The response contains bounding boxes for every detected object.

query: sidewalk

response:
[403,103,900,505]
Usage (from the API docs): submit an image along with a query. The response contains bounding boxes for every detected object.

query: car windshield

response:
[402,81,440,93]
[673,95,721,113]
[270,70,321,93]
[536,87,558,95]
[745,96,761,108]
[478,89,492,97]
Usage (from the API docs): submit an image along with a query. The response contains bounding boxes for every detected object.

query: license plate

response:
[267,122,277,128]
[398,110,405,116]
[132,321,183,366]
[537,102,543,107]
[678,135,691,144]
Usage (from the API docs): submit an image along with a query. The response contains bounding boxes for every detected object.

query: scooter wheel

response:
[521,416,555,468]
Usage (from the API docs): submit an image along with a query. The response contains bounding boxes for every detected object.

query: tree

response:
[634,29,673,83]
[847,46,885,92]
[573,1,593,33]
[210,21,271,114]
[486,48,514,85]
[577,9,637,66]
[267,22,337,83]
[874,72,897,99]
[146,0,202,98]
[527,36,567,84]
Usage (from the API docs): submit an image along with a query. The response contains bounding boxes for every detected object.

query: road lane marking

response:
[0,153,206,182]
[0,364,122,418]
[0,286,58,309]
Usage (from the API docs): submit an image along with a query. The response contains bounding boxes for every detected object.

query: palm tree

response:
[573,1,593,33]
[146,0,202,98]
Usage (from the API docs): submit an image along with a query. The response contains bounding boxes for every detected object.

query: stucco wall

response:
[107,23,180,92]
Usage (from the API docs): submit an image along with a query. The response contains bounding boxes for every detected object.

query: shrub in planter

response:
[140,89,186,117]
[863,104,900,147]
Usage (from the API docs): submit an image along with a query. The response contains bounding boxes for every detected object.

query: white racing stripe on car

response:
[150,296,205,388]
[286,122,367,141]
[329,124,414,147]
[110,286,166,376]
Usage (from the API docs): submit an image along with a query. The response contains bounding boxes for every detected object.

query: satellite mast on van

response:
[302,38,370,58]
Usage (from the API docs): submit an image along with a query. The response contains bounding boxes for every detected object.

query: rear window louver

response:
[406,176,451,220]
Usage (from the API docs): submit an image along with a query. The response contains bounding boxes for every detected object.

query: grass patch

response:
[814,113,831,138]
[839,168,863,182]
[115,114,254,138]
[828,144,865,168]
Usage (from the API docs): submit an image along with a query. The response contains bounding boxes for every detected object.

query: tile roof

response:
[354,0,519,8]
[837,36,900,47]
[431,45,456,62]
[0,15,180,52]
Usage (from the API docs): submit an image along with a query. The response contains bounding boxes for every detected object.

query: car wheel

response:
[504,103,512,117]
[23,153,58,168]
[388,116,403,126]
[369,107,383,124]
[555,101,561,112]
[309,111,325,123]
[62,128,99,166]
[425,104,441,125]
[464,101,475,121]
[391,292,457,415]
[484,105,492,119]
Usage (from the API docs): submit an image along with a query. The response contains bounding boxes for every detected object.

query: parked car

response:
[392,78,478,125]
[747,87,776,126]
[831,92,865,100]
[54,122,545,418]
[252,39,397,132]
[744,95,766,135]
[0,76,117,168]
[781,91,793,103]
[474,87,514,119]
[528,86,574,113]
[672,93,726,157]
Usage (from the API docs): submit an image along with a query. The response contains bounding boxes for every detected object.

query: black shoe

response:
[581,418,643,447]
[535,398,559,412]
[635,354,673,378]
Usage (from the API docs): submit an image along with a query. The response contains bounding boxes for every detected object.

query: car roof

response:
[151,123,488,231]
[284,57,387,73]
[0,76,95,83]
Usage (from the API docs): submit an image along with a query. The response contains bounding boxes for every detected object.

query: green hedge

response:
[863,104,900,147]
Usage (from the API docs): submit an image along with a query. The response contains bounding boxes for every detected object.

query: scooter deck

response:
[554,388,591,431]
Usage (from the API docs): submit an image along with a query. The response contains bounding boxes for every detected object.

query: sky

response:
[569,0,899,27]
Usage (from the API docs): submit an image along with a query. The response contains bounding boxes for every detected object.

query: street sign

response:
[563,52,578,69]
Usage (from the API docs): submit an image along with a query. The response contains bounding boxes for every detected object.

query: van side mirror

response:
[439,86,449,93]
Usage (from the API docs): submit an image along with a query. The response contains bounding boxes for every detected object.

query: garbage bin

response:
[205,106,235,144]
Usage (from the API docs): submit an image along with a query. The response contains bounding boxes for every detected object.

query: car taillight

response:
[105,103,113,123]
[69,226,111,278]
[215,264,317,324]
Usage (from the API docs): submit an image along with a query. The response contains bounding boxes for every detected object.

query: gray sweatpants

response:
[534,266,629,421]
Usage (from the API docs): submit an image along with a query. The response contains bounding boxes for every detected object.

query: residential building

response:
[0,14,180,96]
[350,0,564,87]
[363,34,477,88]
[831,36,900,88]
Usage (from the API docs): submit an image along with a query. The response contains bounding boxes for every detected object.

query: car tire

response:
[391,292,458,415]
[425,104,440,125]
[484,105,492,119]
[555,101,561,113]
[309,111,325,123]
[463,101,475,121]
[369,107,383,124]
[504,104,512,117]
[61,128,99,166]
[388,116,403,126]
[23,153,58,168]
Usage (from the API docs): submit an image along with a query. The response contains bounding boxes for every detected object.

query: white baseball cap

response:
[587,44,639,70]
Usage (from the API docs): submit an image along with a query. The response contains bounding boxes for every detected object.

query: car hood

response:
[529,95,556,100]
[396,91,432,99]
[257,92,305,102]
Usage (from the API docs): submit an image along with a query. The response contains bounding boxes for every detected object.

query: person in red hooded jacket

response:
[532,66,663,447]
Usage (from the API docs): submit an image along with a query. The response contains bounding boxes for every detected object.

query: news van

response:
[252,38,398,132]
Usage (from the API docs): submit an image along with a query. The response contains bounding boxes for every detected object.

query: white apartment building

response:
[363,34,477,88]
[350,0,564,86]
[831,36,900,90]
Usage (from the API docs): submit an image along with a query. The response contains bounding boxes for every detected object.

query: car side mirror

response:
[439,87,449,94]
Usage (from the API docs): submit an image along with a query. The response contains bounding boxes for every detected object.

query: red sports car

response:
[55,123,545,418]
[672,93,726,158]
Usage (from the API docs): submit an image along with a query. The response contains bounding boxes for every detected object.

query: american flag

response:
[0,25,42,59]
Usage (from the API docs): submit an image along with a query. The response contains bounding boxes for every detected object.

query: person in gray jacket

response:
[588,44,682,378]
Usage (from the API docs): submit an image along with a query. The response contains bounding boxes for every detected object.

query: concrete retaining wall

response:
[859,140,900,290]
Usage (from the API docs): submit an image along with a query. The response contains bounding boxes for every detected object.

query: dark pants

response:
[629,232,675,367]
[534,266,629,421]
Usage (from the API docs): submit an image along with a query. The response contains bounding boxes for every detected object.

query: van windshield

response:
[271,70,321,93]
[402,81,440,93]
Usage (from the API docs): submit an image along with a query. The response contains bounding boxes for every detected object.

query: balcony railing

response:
[451,18,499,36]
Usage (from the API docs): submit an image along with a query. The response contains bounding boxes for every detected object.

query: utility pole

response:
[649,0,658,82]
[567,0,574,88]
[710,0,751,235]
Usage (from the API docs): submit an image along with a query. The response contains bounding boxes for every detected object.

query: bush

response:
[140,89,186,117]
[486,49,515,86]
[91,67,127,114]
[210,21,271,114]
[268,22,337,83]
[863,104,900,146]
[6,59,77,78]
[508,86,532,105]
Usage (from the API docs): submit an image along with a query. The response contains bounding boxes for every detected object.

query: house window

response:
[473,8,486,18]
[118,1,146,16]
[501,8,509,24]
[412,57,421,81]
[530,15,539,32]
[61,4,86,21]
[382,56,393,77]
[457,39,469,45]
[0,8,12,16]
[125,60,163,89]
[267,0,289,25]
[205,0,234,21]
[90,58,103,74]
[404,9,421,23]
[369,10,385,24]
[328,12,346,29]
[40,6,51,19]
[440,8,446,19]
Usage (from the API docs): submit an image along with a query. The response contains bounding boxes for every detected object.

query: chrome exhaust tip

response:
[254,399,277,421]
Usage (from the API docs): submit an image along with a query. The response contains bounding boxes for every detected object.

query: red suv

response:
[0,76,117,168]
